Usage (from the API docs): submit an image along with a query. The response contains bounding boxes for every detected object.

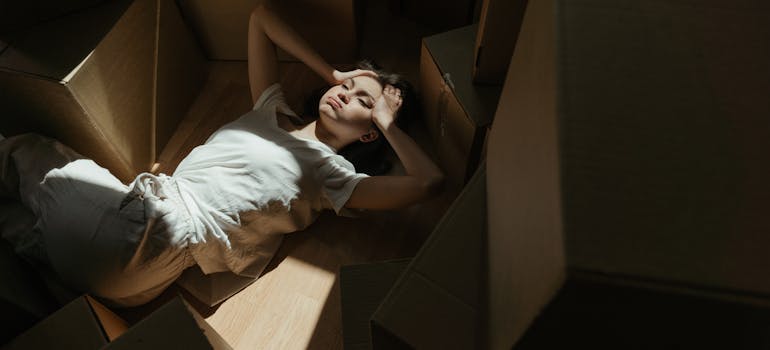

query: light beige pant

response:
[0,134,196,307]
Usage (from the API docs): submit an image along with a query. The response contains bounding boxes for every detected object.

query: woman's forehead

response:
[351,76,383,97]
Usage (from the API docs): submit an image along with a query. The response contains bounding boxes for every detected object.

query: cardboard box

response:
[555,0,770,296]
[155,0,209,158]
[177,0,357,62]
[0,0,207,182]
[484,0,565,347]
[5,295,129,350]
[175,265,258,307]
[0,0,154,182]
[7,294,231,349]
[419,25,501,195]
[472,0,527,84]
[105,297,232,349]
[485,0,770,347]
[370,165,486,349]
[339,259,410,350]
[562,0,770,288]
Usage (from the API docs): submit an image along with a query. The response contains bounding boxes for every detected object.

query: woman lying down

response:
[0,4,443,307]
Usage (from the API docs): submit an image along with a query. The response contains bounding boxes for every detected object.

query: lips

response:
[327,96,342,110]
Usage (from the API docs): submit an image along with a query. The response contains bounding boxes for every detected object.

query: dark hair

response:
[303,60,417,175]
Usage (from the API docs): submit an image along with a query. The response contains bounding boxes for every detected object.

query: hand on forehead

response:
[348,75,384,99]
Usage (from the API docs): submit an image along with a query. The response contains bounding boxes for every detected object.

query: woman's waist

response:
[127,173,208,246]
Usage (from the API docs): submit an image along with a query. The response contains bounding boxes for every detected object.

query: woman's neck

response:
[290,120,345,151]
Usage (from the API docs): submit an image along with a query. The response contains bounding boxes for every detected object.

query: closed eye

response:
[358,98,372,109]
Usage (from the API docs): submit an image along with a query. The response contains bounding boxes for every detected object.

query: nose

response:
[337,92,349,104]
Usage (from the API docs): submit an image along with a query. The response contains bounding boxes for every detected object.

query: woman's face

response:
[318,76,383,141]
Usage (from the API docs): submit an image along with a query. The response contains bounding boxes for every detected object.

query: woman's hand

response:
[332,69,378,84]
[372,85,403,131]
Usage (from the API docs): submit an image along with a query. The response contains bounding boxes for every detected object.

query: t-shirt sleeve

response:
[319,155,369,215]
[252,83,298,117]
[253,83,284,111]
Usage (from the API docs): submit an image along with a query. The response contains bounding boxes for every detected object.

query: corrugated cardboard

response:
[0,0,208,182]
[371,165,486,349]
[419,25,500,194]
[339,259,410,350]
[155,0,209,158]
[5,295,129,350]
[484,0,564,347]
[0,0,155,182]
[105,297,232,349]
[557,0,770,295]
[177,0,357,62]
[485,0,770,347]
[472,0,527,84]
[175,265,257,307]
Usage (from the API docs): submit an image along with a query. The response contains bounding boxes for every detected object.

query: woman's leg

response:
[0,134,191,307]
[0,133,86,205]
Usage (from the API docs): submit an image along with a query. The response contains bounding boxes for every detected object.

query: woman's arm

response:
[249,4,376,103]
[248,4,337,103]
[345,86,445,209]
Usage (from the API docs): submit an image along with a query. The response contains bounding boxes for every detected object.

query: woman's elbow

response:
[421,173,445,198]
[251,3,267,19]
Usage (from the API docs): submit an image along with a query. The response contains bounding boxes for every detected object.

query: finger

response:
[358,69,378,78]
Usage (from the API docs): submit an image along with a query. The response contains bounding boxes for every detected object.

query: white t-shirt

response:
[173,84,368,277]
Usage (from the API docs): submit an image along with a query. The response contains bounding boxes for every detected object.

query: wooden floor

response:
[136,58,454,348]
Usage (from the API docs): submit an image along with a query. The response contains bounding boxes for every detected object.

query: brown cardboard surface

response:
[0,0,206,182]
[155,0,209,158]
[419,45,477,194]
[485,0,565,347]
[339,259,410,350]
[0,69,137,181]
[373,273,477,349]
[371,166,486,349]
[85,295,129,341]
[485,0,770,346]
[175,265,258,307]
[68,0,157,180]
[558,0,770,295]
[472,0,527,84]
[0,0,154,182]
[5,296,123,350]
[177,0,356,62]
[419,26,499,194]
[423,25,501,127]
[411,168,486,309]
[105,297,232,349]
